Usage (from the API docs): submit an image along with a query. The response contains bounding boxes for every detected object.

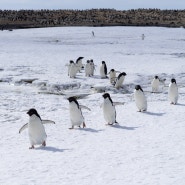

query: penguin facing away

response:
[134,85,147,112]
[168,78,178,105]
[19,108,55,149]
[68,97,91,129]
[114,72,127,89]
[102,93,124,125]
[151,75,160,93]
[100,61,107,78]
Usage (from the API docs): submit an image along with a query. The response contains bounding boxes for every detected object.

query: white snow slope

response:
[0,26,185,185]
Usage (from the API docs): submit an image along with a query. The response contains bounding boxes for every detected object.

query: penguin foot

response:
[83,122,86,128]
[42,141,46,147]
[29,145,34,149]
[69,126,74,129]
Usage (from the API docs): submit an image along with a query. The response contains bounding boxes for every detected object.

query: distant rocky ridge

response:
[0,9,185,30]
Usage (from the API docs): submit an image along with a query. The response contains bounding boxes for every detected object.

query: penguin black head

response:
[154,75,159,79]
[117,72,127,79]
[86,60,90,63]
[135,85,143,92]
[102,61,106,64]
[110,69,115,72]
[67,97,80,108]
[171,78,176,83]
[102,93,113,104]
[69,60,74,64]
[27,108,41,119]
[102,93,110,99]
[76,57,84,63]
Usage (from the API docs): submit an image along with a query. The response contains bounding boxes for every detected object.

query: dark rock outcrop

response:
[0,9,185,30]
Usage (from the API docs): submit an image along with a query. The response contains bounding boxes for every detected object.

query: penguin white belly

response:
[115,77,124,88]
[100,66,106,78]
[69,65,77,78]
[152,80,160,92]
[109,72,116,83]
[103,102,116,124]
[169,84,178,104]
[70,106,84,126]
[134,90,147,111]
[28,119,46,145]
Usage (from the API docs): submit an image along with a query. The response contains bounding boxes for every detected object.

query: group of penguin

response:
[67,57,127,89]
[19,58,179,149]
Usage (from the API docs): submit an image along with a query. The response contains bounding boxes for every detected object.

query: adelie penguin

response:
[68,97,91,129]
[151,75,160,93]
[134,85,147,112]
[168,78,178,105]
[76,57,84,72]
[108,69,120,85]
[69,61,78,78]
[19,108,55,149]
[114,72,127,89]
[100,61,107,79]
[102,93,124,125]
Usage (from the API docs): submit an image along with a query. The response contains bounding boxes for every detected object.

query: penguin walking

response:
[151,76,160,93]
[19,108,55,149]
[68,97,90,129]
[168,78,178,105]
[114,72,127,89]
[102,93,124,125]
[100,61,107,78]
[134,85,147,112]
[76,57,84,72]
[108,69,120,85]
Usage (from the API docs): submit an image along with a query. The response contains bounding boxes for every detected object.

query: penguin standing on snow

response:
[67,60,74,76]
[89,59,95,76]
[19,108,55,149]
[114,72,127,89]
[85,60,91,77]
[108,69,119,85]
[69,61,78,78]
[151,75,160,93]
[168,78,178,105]
[68,97,90,129]
[100,61,107,78]
[102,93,124,125]
[134,85,147,112]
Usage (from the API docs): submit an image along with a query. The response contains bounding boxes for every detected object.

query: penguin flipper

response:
[113,102,125,106]
[42,120,55,124]
[79,105,91,111]
[19,123,28,134]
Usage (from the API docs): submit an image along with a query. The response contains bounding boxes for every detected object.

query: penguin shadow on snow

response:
[174,103,185,106]
[142,111,166,116]
[109,124,138,131]
[35,146,71,153]
[78,127,104,133]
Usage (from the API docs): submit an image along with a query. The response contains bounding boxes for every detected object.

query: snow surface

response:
[0,26,185,185]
